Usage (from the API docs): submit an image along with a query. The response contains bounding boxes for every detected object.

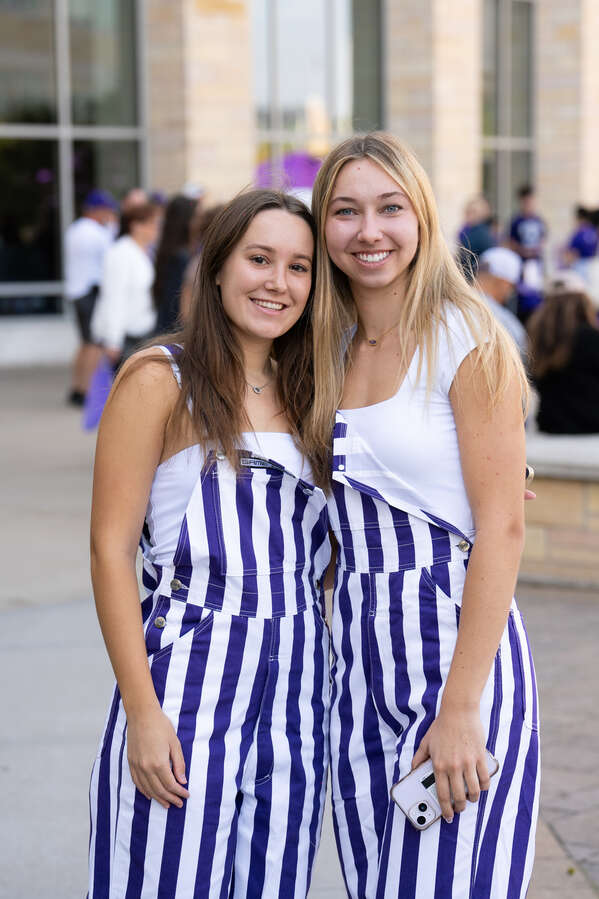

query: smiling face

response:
[217,208,314,347]
[325,157,420,296]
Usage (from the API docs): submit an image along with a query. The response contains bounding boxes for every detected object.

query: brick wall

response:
[521,478,599,587]
[385,0,482,241]
[536,0,599,254]
[144,0,254,201]
[144,1,187,193]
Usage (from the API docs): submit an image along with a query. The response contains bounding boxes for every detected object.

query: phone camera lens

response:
[417,815,426,826]
[418,802,427,812]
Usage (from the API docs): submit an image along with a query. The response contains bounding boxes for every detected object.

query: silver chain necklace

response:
[246,379,270,395]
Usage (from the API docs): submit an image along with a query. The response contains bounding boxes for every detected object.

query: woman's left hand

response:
[411,707,491,823]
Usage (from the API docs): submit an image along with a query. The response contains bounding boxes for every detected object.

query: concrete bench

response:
[521,430,599,589]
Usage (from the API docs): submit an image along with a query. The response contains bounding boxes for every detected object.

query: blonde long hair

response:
[306,132,529,456]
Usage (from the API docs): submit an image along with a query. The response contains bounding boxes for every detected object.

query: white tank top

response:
[144,432,311,569]
[340,307,479,538]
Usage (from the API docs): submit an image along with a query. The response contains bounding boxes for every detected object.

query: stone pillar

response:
[384,0,482,242]
[144,0,255,202]
[536,0,599,252]
[144,1,187,193]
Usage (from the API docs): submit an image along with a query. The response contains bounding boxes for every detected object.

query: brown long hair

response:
[152,194,197,310]
[528,287,597,379]
[305,132,529,457]
[145,189,329,486]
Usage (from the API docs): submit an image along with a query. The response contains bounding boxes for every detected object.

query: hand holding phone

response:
[390,749,499,831]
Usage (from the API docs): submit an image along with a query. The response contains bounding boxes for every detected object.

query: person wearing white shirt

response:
[477,246,528,360]
[92,202,162,367]
[64,190,117,404]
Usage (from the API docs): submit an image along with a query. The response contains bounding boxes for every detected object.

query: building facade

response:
[1,0,598,339]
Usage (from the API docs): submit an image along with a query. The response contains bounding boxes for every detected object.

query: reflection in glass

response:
[482,0,498,136]
[0,0,56,123]
[511,1,533,138]
[352,0,382,131]
[73,141,139,213]
[0,139,61,313]
[253,0,270,131]
[252,0,358,152]
[482,149,498,216]
[276,0,328,145]
[510,150,532,202]
[70,0,137,126]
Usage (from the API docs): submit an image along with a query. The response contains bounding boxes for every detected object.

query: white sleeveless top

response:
[145,433,311,569]
[340,306,479,539]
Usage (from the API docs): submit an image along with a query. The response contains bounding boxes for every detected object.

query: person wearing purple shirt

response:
[562,206,599,286]
[508,186,546,321]
[508,186,546,260]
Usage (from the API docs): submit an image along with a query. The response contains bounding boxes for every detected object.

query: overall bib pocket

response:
[210,458,320,577]
[145,595,214,661]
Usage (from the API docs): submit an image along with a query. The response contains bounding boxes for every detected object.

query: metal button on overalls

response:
[154,616,166,629]
[457,539,470,552]
[170,578,183,591]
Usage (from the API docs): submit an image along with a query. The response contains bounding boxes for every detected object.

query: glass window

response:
[73,141,140,212]
[0,139,60,282]
[0,138,60,313]
[275,1,328,138]
[510,149,532,203]
[252,0,382,187]
[482,149,499,217]
[352,0,382,131]
[69,0,137,126]
[0,0,56,124]
[482,0,499,136]
[511,1,533,137]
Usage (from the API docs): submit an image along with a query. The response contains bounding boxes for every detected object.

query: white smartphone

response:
[390,749,500,831]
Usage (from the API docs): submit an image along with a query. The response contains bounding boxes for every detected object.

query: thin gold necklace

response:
[360,319,402,347]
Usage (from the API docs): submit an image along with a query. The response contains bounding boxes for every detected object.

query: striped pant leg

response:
[330,564,540,899]
[89,607,271,899]
[232,603,330,899]
[329,570,400,899]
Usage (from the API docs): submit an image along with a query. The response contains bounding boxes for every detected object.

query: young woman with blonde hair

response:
[307,133,539,898]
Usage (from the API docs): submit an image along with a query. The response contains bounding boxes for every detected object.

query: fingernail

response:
[445,816,454,824]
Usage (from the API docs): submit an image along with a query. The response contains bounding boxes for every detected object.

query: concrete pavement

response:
[1,367,598,898]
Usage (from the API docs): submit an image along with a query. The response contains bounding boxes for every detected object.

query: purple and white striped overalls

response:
[88,352,331,899]
[328,414,540,899]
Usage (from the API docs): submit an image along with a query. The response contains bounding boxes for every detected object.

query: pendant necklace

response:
[246,376,272,395]
[247,381,269,395]
[362,318,402,346]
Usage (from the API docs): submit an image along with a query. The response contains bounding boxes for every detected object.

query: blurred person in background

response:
[91,202,162,368]
[477,246,528,359]
[527,272,599,434]
[456,194,496,281]
[64,189,118,405]
[121,187,148,216]
[508,185,546,265]
[508,185,546,321]
[153,194,199,332]
[561,205,598,284]
[179,203,225,321]
[118,187,150,238]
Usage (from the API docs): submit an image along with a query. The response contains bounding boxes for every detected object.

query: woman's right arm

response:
[91,354,189,809]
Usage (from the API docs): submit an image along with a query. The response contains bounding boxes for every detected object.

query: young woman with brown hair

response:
[307,133,539,898]
[88,190,331,898]
[528,272,599,433]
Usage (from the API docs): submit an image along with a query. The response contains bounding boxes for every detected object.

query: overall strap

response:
[158,344,183,389]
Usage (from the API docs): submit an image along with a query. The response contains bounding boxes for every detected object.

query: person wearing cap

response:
[527,272,599,434]
[477,247,528,359]
[64,190,118,405]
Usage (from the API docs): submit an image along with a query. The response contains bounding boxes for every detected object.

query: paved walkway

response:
[1,367,598,898]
